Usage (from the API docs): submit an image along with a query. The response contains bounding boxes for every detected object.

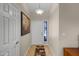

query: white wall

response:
[48,4,59,56]
[18,4,32,56]
[20,33,31,56]
[31,18,45,44]
[59,4,79,56]
[48,3,79,56]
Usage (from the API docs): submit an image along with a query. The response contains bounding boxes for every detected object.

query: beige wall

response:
[18,4,32,56]
[59,3,79,55]
[48,4,59,56]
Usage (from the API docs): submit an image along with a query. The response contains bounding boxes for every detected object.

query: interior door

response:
[0,3,20,56]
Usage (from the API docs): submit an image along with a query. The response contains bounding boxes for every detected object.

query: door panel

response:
[0,49,9,56]
[9,18,15,42]
[3,16,9,44]
[0,4,20,56]
[9,45,16,56]
[0,15,3,45]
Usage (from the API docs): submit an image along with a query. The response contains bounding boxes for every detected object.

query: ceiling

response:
[21,3,59,20]
[26,3,52,13]
[26,3,53,19]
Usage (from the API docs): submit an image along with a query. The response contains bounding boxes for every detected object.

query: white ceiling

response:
[26,3,53,19]
[26,3,52,13]
[22,3,54,19]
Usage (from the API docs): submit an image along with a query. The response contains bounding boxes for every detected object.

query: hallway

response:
[0,3,79,56]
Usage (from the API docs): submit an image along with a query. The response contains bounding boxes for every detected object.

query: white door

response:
[0,3,20,56]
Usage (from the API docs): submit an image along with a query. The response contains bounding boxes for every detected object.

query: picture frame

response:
[21,11,30,36]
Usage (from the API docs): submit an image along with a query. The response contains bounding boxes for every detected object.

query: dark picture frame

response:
[21,11,30,36]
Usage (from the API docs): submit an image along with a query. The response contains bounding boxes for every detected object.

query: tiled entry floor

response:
[26,45,52,56]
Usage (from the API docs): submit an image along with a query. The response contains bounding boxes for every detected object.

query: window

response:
[44,21,47,41]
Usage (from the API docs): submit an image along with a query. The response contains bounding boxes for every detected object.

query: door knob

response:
[16,41,19,44]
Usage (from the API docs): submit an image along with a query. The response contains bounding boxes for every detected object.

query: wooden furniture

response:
[64,48,79,56]
[35,45,46,56]
[26,45,52,56]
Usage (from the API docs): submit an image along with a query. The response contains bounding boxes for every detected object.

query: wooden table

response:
[64,48,79,56]
[26,45,52,56]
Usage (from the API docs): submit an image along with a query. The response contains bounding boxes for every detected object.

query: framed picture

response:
[21,11,30,36]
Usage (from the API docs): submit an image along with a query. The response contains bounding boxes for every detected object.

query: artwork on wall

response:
[21,11,30,36]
